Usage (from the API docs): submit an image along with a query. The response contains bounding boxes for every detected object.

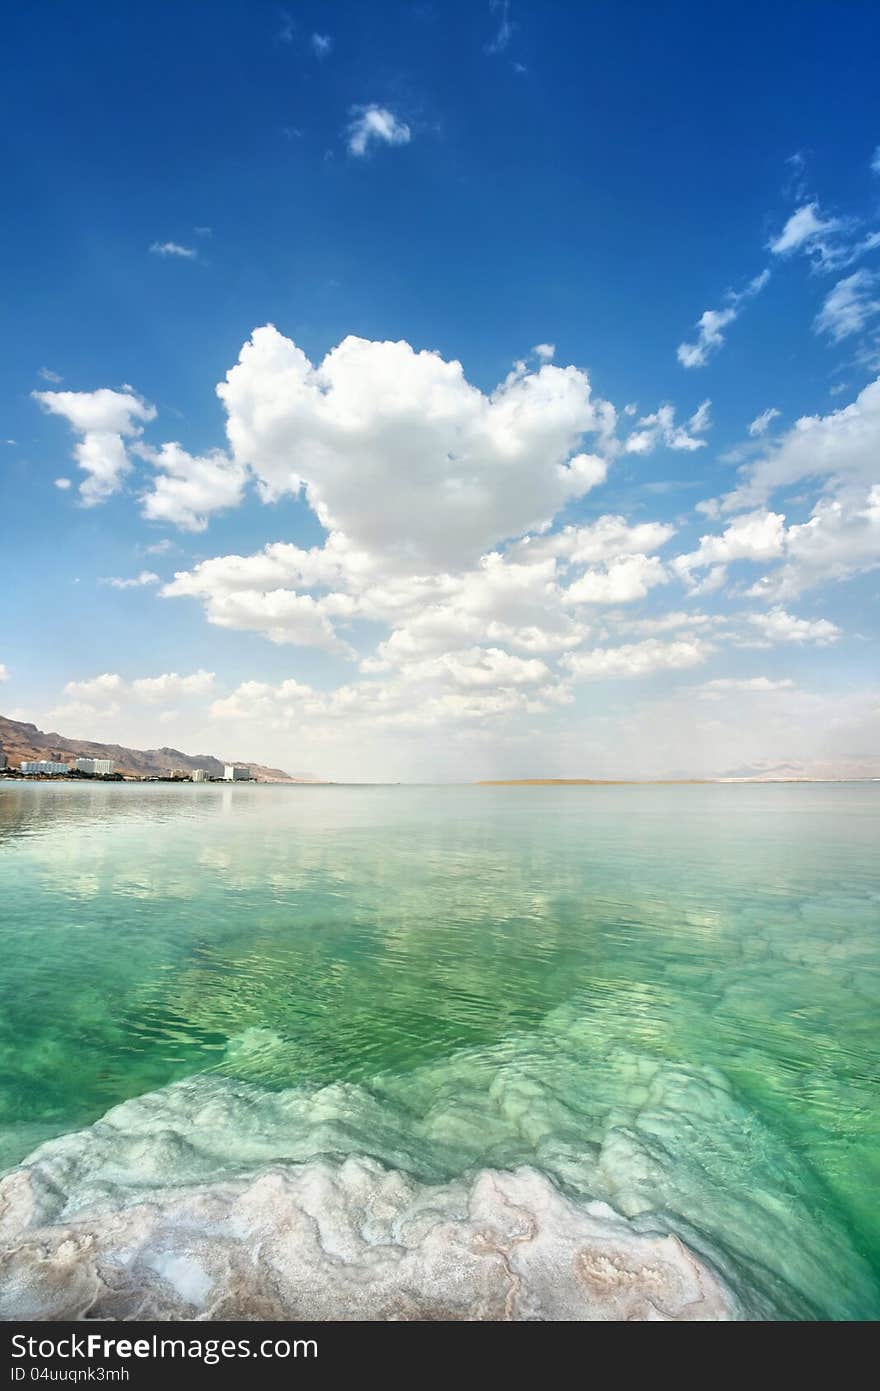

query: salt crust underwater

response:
[2,1001,875,1320]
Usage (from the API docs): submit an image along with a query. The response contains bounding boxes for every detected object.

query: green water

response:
[0,780,878,1317]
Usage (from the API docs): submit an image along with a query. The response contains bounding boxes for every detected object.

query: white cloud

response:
[391,646,550,690]
[46,321,867,771]
[166,544,570,660]
[768,195,880,275]
[618,610,724,637]
[164,503,679,669]
[368,553,586,663]
[746,484,880,599]
[719,375,880,513]
[217,326,613,571]
[688,399,712,434]
[186,586,353,654]
[59,670,216,711]
[211,646,568,733]
[149,241,197,259]
[135,441,249,531]
[310,33,332,57]
[748,408,781,437]
[347,106,411,157]
[698,677,795,699]
[814,270,880,343]
[533,343,555,360]
[74,433,131,505]
[562,638,709,681]
[63,673,125,703]
[103,571,160,590]
[485,0,513,54]
[746,608,840,646]
[201,669,880,782]
[0,664,8,682]
[624,403,708,454]
[565,553,668,604]
[32,386,156,505]
[164,537,356,603]
[45,700,122,727]
[677,271,769,368]
[32,387,154,437]
[695,384,880,597]
[510,515,675,566]
[38,367,62,383]
[677,307,736,369]
[768,202,845,265]
[54,477,71,490]
[673,510,787,590]
[130,670,216,702]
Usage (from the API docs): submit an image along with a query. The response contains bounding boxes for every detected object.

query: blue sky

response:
[1,0,879,780]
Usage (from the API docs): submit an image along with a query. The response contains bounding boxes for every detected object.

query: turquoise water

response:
[0,780,878,1317]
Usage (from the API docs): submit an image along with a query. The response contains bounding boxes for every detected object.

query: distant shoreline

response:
[476,778,880,786]
[2,775,878,788]
[477,778,709,786]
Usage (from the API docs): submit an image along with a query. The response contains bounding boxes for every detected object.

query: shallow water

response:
[0,781,878,1318]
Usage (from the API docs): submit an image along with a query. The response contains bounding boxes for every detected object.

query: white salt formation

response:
[0,1152,733,1321]
[2,1020,876,1320]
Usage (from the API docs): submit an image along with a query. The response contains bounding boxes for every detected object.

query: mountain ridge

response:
[0,714,318,783]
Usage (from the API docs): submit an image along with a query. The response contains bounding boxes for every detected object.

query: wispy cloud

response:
[677,270,769,368]
[276,10,295,45]
[102,571,161,590]
[38,366,63,383]
[347,106,411,158]
[485,0,513,54]
[149,241,197,260]
[748,407,781,437]
[783,150,809,202]
[768,202,847,268]
[814,269,880,343]
[311,33,332,58]
[624,402,710,454]
[747,609,840,646]
[769,199,880,274]
[688,399,712,434]
[698,676,795,698]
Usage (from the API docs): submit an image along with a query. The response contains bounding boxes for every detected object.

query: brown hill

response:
[0,714,318,783]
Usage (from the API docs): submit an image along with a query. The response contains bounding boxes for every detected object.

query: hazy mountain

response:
[716,757,880,782]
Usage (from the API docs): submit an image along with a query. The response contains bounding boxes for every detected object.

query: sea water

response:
[0,781,877,1319]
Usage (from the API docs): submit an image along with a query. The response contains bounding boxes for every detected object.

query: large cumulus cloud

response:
[216,327,613,572]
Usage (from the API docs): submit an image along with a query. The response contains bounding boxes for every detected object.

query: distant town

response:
[0,715,309,785]
[0,751,253,783]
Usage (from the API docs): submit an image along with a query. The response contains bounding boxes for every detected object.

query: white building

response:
[0,753,7,770]
[21,760,69,775]
[192,768,209,782]
[75,758,114,775]
[223,764,249,781]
